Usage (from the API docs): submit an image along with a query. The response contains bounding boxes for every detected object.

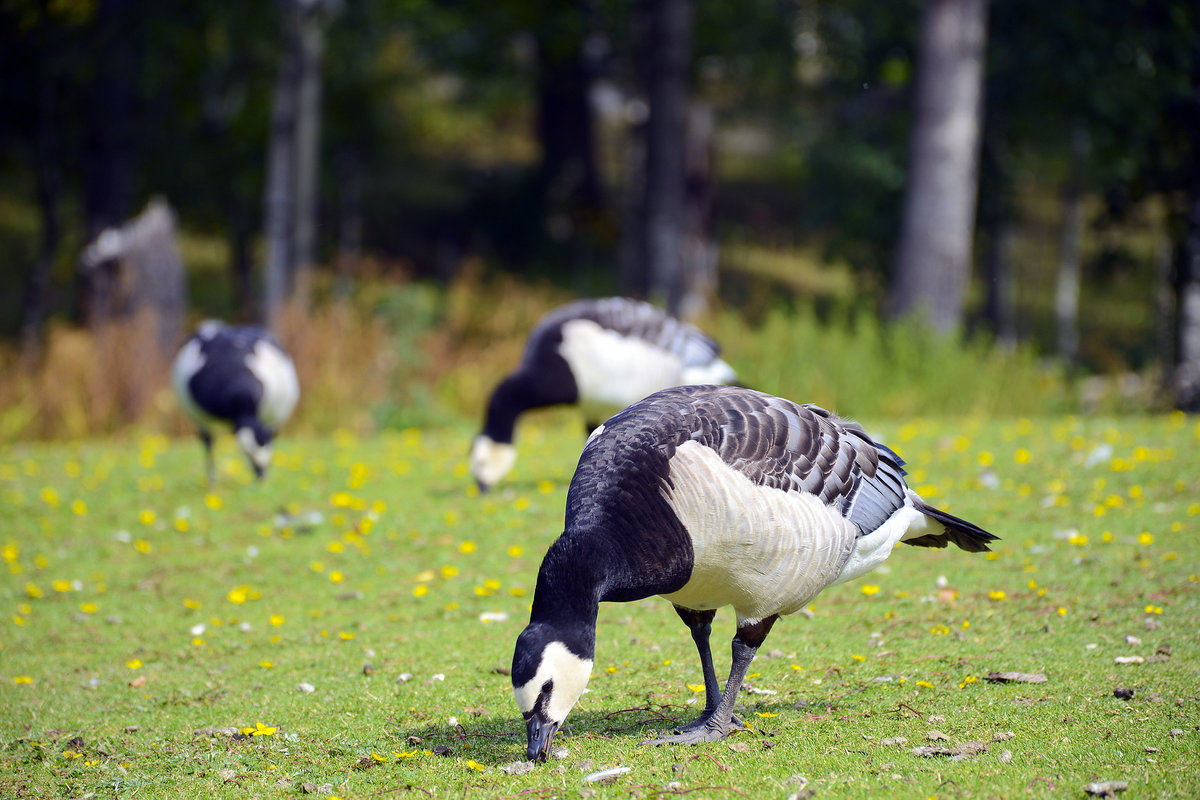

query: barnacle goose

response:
[512,385,996,761]
[471,297,737,490]
[171,321,300,483]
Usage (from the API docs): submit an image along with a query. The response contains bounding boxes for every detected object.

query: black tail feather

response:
[905,500,998,553]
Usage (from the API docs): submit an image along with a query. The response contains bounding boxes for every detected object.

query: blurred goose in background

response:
[513,384,997,761]
[172,321,299,483]
[471,297,737,491]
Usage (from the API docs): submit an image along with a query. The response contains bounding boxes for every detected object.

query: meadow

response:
[2,407,1198,799]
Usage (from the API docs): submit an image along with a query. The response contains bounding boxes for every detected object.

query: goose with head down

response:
[471,297,737,491]
[512,384,996,760]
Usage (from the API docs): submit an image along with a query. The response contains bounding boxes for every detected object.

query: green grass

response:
[2,411,1198,799]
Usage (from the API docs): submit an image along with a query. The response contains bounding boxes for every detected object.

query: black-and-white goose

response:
[512,385,996,761]
[171,321,300,483]
[472,297,737,490]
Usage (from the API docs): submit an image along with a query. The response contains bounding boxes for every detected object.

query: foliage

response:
[1,412,1198,798]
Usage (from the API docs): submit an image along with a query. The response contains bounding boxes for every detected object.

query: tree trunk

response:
[291,0,326,309]
[335,146,362,300]
[535,22,605,229]
[888,0,989,331]
[263,0,302,330]
[642,0,693,315]
[981,218,1017,350]
[679,101,717,319]
[1176,180,1200,411]
[1055,125,1089,364]
[79,0,139,328]
[21,77,61,366]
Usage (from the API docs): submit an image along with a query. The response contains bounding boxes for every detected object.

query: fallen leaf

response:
[194,727,239,738]
[998,749,1013,764]
[992,731,1015,741]
[911,746,953,757]
[984,671,1047,684]
[926,730,950,741]
[1084,780,1128,796]
[949,741,987,757]
[583,766,630,784]
[881,737,908,746]
[727,741,752,753]
[1114,656,1144,665]
[129,675,147,688]
[500,761,535,775]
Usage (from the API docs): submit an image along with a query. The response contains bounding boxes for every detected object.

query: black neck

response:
[482,373,534,444]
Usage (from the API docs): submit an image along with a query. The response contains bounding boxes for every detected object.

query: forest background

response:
[1,0,1198,439]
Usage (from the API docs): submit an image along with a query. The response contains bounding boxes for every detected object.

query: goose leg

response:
[667,607,744,732]
[200,430,215,486]
[645,615,778,746]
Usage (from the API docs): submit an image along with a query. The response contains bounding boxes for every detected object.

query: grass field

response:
[2,410,1198,799]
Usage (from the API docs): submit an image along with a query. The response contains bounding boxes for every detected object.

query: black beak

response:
[525,716,560,762]
[252,463,266,480]
[475,478,491,494]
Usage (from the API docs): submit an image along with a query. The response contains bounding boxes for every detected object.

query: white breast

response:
[659,440,859,625]
[171,339,211,427]
[246,341,300,429]
[558,319,685,408]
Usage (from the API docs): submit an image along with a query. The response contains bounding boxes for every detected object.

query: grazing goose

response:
[512,385,996,761]
[472,297,737,490]
[171,321,300,483]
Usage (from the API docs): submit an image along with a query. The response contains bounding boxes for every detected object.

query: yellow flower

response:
[413,584,429,598]
[851,654,866,662]
[440,565,459,578]
[687,683,705,693]
[988,590,1006,601]
[183,597,201,610]
[126,659,143,669]
[393,750,418,759]
[269,614,285,627]
[80,602,98,614]
[338,631,355,640]
[860,584,880,596]
[329,571,344,584]
[507,545,523,557]
[259,660,274,669]
[227,587,248,604]
[958,675,978,688]
[756,712,778,717]
[241,722,276,736]
[204,493,222,510]
[371,750,388,762]
[466,759,484,772]
[1137,532,1154,546]
[458,541,477,554]
[916,680,934,689]
[13,676,33,685]
[52,579,73,592]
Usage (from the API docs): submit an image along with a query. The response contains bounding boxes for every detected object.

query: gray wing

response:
[535,297,722,367]
[668,386,910,536]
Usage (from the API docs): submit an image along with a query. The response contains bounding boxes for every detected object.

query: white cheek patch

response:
[237,427,271,471]
[471,436,517,487]
[513,641,593,724]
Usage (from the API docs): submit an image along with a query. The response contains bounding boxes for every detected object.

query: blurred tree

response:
[888,0,988,331]
[264,0,336,329]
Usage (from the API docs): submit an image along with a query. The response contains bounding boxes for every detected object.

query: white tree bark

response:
[889,0,989,332]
